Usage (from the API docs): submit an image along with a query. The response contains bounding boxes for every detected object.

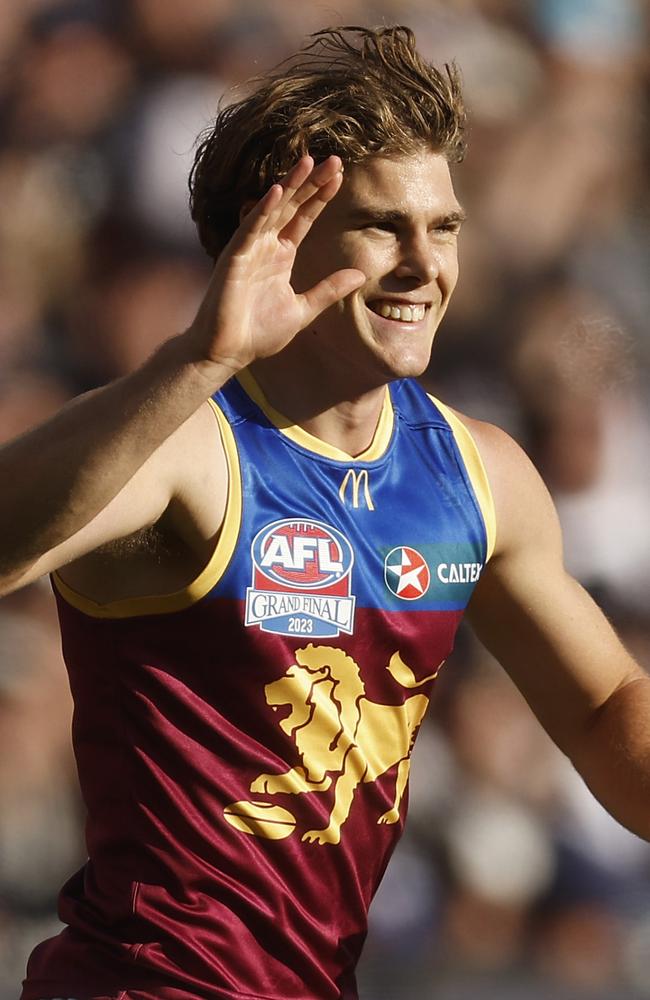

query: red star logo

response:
[384,546,430,600]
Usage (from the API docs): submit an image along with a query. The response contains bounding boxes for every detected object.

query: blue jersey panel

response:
[211,377,488,632]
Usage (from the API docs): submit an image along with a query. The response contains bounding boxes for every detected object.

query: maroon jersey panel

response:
[23,599,461,1000]
[22,378,490,999]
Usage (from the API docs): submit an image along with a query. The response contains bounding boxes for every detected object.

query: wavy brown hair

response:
[189,25,466,258]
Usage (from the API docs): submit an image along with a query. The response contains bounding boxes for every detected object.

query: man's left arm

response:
[465,417,650,840]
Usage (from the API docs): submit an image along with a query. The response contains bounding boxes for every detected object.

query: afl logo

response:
[246,519,356,637]
[252,519,353,589]
[384,546,431,600]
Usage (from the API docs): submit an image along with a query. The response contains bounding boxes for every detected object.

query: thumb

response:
[299,269,366,324]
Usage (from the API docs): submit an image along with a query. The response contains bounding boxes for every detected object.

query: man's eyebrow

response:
[442,208,468,224]
[348,206,468,226]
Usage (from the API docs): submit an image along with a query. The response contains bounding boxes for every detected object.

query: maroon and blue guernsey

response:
[22,371,495,1000]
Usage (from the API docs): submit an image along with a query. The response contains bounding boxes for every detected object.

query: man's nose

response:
[393,233,439,284]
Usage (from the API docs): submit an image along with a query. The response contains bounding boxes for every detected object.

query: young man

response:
[11,24,650,1000]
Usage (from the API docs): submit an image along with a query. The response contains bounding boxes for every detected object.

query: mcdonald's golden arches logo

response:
[338,469,375,510]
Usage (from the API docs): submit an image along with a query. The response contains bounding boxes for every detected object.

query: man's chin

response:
[378,344,434,381]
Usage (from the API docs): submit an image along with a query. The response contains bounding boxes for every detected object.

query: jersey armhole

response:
[428,395,497,562]
[52,399,243,618]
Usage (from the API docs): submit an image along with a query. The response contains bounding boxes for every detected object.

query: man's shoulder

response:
[412,389,522,483]
[55,400,228,605]
[447,409,559,563]
[446,407,521,465]
[418,399,559,564]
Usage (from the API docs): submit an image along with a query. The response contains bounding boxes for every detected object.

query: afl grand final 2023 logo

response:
[245,519,356,638]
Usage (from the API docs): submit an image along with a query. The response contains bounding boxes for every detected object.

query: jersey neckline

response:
[235,368,394,463]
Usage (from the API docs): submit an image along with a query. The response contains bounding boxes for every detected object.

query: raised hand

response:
[186,155,366,376]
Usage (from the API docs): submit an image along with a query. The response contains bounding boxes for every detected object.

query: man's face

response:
[291,148,464,384]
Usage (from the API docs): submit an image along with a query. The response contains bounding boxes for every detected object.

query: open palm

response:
[189,155,365,375]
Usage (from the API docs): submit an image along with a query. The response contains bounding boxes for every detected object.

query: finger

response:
[272,156,343,234]
[261,155,315,228]
[278,172,343,248]
[229,156,315,248]
[226,182,284,253]
[299,268,366,324]
[227,155,341,252]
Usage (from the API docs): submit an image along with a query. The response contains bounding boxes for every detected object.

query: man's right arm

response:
[0,338,233,596]
[0,154,364,597]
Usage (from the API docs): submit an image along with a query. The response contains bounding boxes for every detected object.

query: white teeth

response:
[371,302,426,323]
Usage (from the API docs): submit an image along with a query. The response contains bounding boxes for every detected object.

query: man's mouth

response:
[366,300,428,324]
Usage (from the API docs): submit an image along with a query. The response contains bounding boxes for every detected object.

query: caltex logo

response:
[384,546,431,600]
[245,519,356,637]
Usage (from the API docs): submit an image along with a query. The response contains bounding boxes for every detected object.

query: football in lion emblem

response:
[225,644,437,845]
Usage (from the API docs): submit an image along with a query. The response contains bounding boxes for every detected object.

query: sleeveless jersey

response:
[22,373,495,1000]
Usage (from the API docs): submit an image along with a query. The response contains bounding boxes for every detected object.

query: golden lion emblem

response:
[228,644,437,845]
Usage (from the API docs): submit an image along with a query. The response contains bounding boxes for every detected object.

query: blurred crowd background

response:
[0,0,649,996]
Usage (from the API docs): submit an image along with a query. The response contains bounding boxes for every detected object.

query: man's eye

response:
[363,222,396,233]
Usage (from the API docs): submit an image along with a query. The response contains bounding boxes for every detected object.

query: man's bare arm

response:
[0,155,365,596]
[466,419,650,840]
[0,339,223,594]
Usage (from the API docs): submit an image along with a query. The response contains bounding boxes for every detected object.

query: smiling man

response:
[8,24,650,1000]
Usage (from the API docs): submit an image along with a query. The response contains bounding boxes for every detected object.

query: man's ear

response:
[239,200,256,223]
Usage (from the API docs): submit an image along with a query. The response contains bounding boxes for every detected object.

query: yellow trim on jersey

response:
[52,400,242,618]
[237,368,393,463]
[429,396,497,561]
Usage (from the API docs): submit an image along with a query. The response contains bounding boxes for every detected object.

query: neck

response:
[247,356,390,458]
